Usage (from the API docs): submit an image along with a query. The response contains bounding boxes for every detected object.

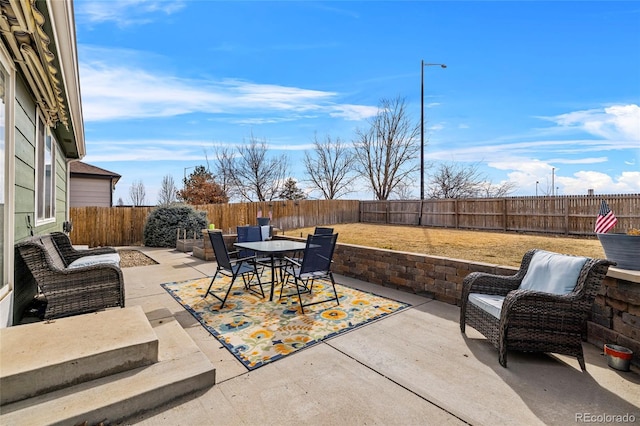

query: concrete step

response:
[0,308,216,425]
[0,306,159,405]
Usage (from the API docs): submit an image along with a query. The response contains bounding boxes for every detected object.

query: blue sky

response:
[74,1,640,205]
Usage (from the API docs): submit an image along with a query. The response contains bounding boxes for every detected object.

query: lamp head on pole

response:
[423,62,447,69]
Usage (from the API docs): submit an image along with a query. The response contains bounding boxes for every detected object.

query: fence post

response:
[386,201,390,224]
[503,198,507,231]
[564,197,569,235]
[454,199,459,229]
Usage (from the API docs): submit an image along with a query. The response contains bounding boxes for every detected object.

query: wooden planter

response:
[176,239,202,252]
[597,233,640,271]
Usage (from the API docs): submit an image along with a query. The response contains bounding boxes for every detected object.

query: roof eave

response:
[46,0,85,159]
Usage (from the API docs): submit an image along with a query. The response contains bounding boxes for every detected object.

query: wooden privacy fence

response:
[70,199,360,247]
[360,194,640,235]
[70,195,639,246]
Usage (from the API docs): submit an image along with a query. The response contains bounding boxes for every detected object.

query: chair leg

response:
[203,269,237,309]
[328,272,339,306]
[203,270,221,298]
[238,265,265,299]
[459,304,467,333]
[577,354,586,371]
[219,276,238,309]
[499,349,508,368]
[295,276,306,314]
[251,263,265,298]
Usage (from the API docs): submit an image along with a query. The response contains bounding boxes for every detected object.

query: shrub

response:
[143,205,207,247]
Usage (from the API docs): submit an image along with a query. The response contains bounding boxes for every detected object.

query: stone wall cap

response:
[607,267,640,284]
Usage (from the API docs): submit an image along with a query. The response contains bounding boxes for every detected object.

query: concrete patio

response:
[117,247,639,425]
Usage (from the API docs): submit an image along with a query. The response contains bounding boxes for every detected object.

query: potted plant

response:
[597,229,640,271]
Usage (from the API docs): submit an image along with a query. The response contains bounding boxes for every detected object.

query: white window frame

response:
[1,43,15,299]
[35,112,56,225]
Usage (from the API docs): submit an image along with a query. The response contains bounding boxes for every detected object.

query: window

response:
[1,61,6,291]
[35,113,56,223]
[1,46,13,297]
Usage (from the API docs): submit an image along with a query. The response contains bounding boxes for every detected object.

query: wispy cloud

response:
[545,157,608,165]
[77,0,186,27]
[425,103,640,195]
[79,49,378,122]
[540,104,640,141]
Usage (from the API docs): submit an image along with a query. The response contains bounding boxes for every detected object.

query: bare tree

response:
[427,162,517,198]
[128,180,146,206]
[477,180,517,198]
[304,133,357,199]
[228,134,289,202]
[157,174,177,206]
[390,181,416,200]
[212,146,239,201]
[352,96,420,200]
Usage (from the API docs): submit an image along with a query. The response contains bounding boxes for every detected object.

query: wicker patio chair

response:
[50,231,116,267]
[460,249,614,370]
[15,235,125,320]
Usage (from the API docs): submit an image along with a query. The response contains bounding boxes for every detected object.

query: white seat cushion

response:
[68,253,121,269]
[260,225,270,241]
[520,250,588,295]
[468,293,505,319]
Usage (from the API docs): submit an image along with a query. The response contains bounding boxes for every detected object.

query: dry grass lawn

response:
[284,223,605,267]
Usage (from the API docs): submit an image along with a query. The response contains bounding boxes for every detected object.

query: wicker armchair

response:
[15,235,125,320]
[460,249,614,370]
[50,231,116,266]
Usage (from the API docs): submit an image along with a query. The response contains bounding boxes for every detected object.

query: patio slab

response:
[124,248,639,425]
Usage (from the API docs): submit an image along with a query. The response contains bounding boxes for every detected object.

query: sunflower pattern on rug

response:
[162,276,410,370]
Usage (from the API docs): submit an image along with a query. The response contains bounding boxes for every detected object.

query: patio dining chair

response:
[236,225,263,258]
[287,227,335,265]
[280,233,339,314]
[460,249,614,370]
[313,226,334,235]
[237,225,274,272]
[203,231,264,309]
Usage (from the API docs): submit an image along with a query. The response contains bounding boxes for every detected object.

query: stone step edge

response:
[0,306,159,405]
[0,318,216,425]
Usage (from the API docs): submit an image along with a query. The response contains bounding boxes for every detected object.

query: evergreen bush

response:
[143,205,207,247]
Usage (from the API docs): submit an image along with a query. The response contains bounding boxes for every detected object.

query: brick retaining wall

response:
[587,270,640,367]
[329,241,640,367]
[331,243,517,305]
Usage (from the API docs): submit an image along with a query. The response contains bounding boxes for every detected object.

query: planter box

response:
[176,239,202,252]
[597,233,640,271]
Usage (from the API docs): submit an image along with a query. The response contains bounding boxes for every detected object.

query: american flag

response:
[594,200,618,234]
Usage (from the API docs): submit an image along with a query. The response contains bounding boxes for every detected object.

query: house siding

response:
[12,75,69,325]
[70,177,112,207]
[13,74,36,242]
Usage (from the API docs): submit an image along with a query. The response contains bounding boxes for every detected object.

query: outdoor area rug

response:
[161,274,410,370]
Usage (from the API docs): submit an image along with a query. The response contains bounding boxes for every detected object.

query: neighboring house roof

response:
[70,162,121,185]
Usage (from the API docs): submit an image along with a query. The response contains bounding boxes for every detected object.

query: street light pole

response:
[420,60,447,200]
[184,166,196,181]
